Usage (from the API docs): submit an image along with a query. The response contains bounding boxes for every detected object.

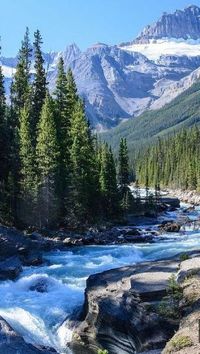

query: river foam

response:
[1,204,200,352]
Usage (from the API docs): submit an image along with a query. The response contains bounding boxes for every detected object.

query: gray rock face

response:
[72,260,179,354]
[134,5,200,43]
[48,42,200,129]
[0,316,56,353]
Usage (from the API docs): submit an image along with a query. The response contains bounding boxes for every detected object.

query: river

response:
[0,203,200,353]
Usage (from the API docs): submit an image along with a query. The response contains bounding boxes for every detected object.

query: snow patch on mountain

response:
[120,38,200,61]
[2,65,16,78]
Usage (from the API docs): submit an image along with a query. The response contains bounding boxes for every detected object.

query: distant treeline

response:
[137,126,200,191]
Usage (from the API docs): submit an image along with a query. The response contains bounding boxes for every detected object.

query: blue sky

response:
[1,0,200,56]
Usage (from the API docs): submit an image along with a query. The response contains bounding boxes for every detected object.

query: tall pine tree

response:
[18,104,36,225]
[100,143,120,219]
[118,138,129,186]
[0,56,8,222]
[66,68,78,119]
[11,27,32,115]
[8,28,32,223]
[69,99,98,226]
[54,57,71,219]
[36,93,60,227]
[32,30,46,142]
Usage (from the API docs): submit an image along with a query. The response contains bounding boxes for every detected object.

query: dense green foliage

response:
[102,81,200,158]
[0,29,132,229]
[137,126,200,191]
[32,29,47,143]
[118,138,131,212]
[99,143,120,219]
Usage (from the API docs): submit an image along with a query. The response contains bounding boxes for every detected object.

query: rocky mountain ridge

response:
[133,5,200,43]
[2,5,200,130]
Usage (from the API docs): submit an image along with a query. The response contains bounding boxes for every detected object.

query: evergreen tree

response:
[32,30,46,141]
[66,68,78,119]
[118,138,129,189]
[0,60,8,222]
[100,143,120,219]
[54,57,70,218]
[137,126,200,192]
[11,27,32,115]
[18,104,36,225]
[69,100,98,226]
[118,138,130,211]
[36,93,60,227]
[8,28,32,223]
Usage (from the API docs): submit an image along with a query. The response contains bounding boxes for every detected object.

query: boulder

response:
[159,198,180,209]
[124,234,153,243]
[124,228,141,236]
[159,221,181,233]
[0,256,22,280]
[177,257,200,283]
[0,316,57,353]
[30,279,48,293]
[73,259,179,354]
[63,237,72,246]
[23,253,43,266]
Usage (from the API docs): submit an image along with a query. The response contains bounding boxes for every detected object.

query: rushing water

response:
[0,204,200,353]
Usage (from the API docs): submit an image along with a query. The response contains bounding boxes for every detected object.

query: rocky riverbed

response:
[166,188,200,206]
[1,196,200,353]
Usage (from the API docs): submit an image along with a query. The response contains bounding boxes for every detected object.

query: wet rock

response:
[30,279,48,293]
[82,236,95,245]
[72,239,84,246]
[17,246,29,256]
[63,237,72,246]
[177,257,200,283]
[124,228,141,236]
[30,231,43,240]
[0,256,22,280]
[124,234,153,243]
[159,197,180,209]
[23,253,43,266]
[183,206,195,213]
[0,316,57,353]
[73,259,179,354]
[159,221,181,233]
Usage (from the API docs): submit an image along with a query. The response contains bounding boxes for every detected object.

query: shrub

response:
[169,335,193,351]
[180,253,189,261]
[167,274,183,300]
[157,274,183,319]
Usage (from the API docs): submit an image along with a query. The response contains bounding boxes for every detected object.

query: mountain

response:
[102,80,200,154]
[120,5,200,61]
[2,5,200,130]
[134,5,200,42]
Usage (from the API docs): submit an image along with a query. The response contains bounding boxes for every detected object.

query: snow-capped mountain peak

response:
[2,5,200,130]
[120,5,200,61]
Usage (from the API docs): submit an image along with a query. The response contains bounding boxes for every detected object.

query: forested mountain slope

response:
[102,80,200,154]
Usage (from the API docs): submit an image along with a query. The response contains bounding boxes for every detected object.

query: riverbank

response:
[72,252,200,354]
[0,213,183,281]
[165,188,200,206]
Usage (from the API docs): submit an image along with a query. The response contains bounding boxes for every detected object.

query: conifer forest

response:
[0,29,130,229]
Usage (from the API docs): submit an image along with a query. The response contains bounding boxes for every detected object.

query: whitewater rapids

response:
[0,204,200,353]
